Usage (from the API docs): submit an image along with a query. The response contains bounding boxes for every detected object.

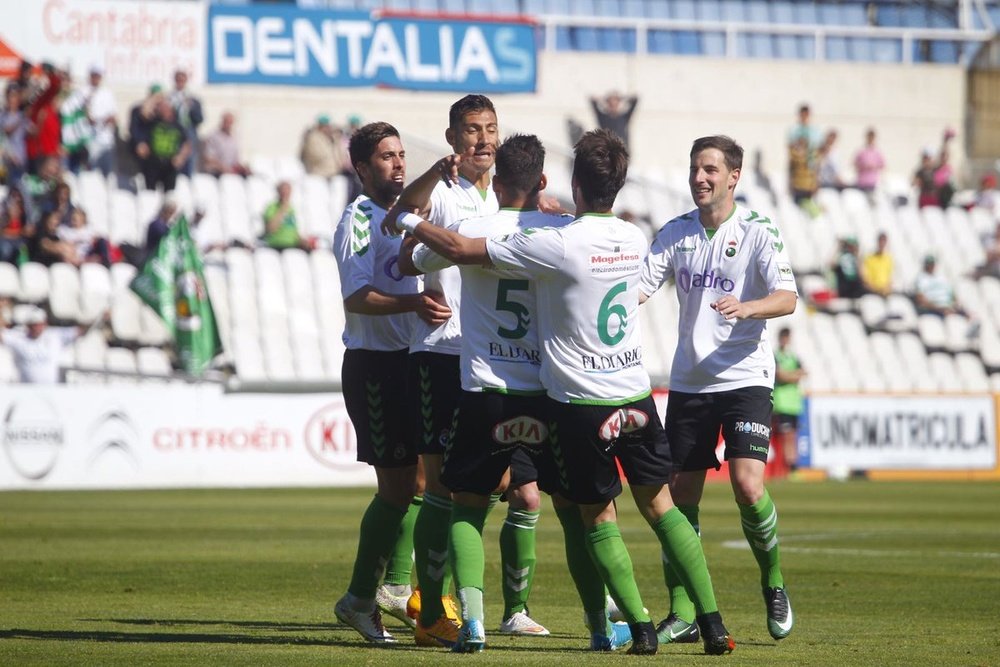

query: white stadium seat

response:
[19,262,51,304]
[80,263,113,323]
[48,263,81,323]
[137,346,173,378]
[955,353,990,392]
[0,344,17,382]
[928,353,962,392]
[0,261,21,298]
[108,189,141,246]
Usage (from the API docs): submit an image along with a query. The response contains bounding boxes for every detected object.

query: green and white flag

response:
[130,216,222,376]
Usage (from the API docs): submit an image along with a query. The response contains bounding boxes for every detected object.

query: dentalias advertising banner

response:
[803,394,997,470]
[0,0,205,85]
[0,385,375,490]
[206,4,537,92]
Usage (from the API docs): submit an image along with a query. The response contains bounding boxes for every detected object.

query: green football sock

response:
[449,503,489,623]
[661,504,699,623]
[739,489,784,589]
[584,521,650,624]
[654,507,718,615]
[555,505,610,633]
[383,495,422,587]
[500,508,539,618]
[487,492,502,513]
[415,492,452,625]
[347,494,407,600]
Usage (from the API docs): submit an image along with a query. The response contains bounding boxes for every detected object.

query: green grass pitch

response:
[1,481,999,666]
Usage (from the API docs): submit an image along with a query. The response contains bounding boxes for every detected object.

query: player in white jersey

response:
[331,122,452,644]
[639,135,798,644]
[384,96,549,645]
[399,134,632,653]
[392,129,735,656]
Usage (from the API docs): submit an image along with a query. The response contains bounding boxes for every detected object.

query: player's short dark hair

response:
[449,94,496,129]
[572,129,628,210]
[348,121,400,177]
[495,134,544,196]
[691,135,744,171]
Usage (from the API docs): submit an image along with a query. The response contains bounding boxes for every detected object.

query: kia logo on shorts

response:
[3,396,63,480]
[304,401,361,470]
[491,416,548,446]
[598,408,649,442]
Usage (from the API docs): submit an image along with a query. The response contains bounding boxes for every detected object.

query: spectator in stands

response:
[300,114,350,179]
[914,254,968,317]
[20,155,63,224]
[913,148,939,207]
[58,208,110,266]
[933,145,956,208]
[789,136,820,217]
[817,129,846,190]
[25,63,62,174]
[0,187,30,264]
[60,70,93,175]
[0,305,81,383]
[201,111,251,178]
[972,222,1000,279]
[589,91,638,151]
[862,232,894,297]
[169,69,203,177]
[772,327,806,475]
[262,180,309,250]
[129,84,164,184]
[1,83,29,185]
[787,103,821,149]
[853,127,885,197]
[833,236,865,299]
[142,99,190,192]
[83,64,118,177]
[145,199,178,258]
[972,172,999,213]
[28,209,78,266]
[43,181,79,227]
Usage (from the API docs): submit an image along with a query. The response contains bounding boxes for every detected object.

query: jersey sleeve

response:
[412,242,453,274]
[427,181,455,227]
[755,220,799,294]
[485,226,565,277]
[332,202,377,300]
[639,232,674,296]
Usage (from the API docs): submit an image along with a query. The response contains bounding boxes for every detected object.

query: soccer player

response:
[398,133,632,653]
[331,122,452,643]
[384,95,548,646]
[639,135,798,644]
[391,129,735,656]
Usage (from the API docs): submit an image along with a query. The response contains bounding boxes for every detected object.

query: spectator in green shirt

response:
[772,327,806,474]
[262,180,309,250]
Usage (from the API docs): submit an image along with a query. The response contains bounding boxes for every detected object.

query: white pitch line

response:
[721,539,1000,559]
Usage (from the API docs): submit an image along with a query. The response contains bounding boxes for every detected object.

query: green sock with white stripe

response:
[661,504,699,624]
[739,489,784,589]
[415,492,453,626]
[500,508,539,619]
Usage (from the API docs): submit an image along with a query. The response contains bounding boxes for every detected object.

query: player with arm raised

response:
[384,95,549,646]
[639,135,797,644]
[331,122,451,644]
[393,129,734,656]
[399,134,632,653]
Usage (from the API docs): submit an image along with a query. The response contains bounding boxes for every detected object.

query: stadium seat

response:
[981,325,1000,372]
[108,189,141,247]
[77,170,110,237]
[0,344,17,382]
[262,336,297,381]
[896,332,935,391]
[110,289,142,346]
[955,352,990,392]
[105,347,138,383]
[231,331,267,382]
[254,247,289,331]
[220,174,255,245]
[917,313,948,352]
[48,263,82,323]
[202,263,232,361]
[869,331,912,391]
[885,294,918,333]
[138,306,171,347]
[225,247,260,337]
[74,328,108,372]
[928,352,962,392]
[136,190,163,236]
[0,262,20,298]
[301,174,334,242]
[137,346,173,379]
[80,263,113,323]
[19,262,51,304]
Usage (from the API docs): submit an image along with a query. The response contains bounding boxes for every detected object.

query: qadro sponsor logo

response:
[676,267,736,294]
[3,397,63,480]
[598,408,649,442]
[735,420,771,439]
[304,402,361,470]
[491,416,547,446]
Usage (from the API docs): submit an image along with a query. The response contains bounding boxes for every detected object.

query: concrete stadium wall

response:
[110,52,966,188]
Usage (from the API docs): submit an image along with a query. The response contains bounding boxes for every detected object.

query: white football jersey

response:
[640,205,798,393]
[413,208,572,394]
[486,214,652,404]
[409,176,499,355]
[332,195,418,351]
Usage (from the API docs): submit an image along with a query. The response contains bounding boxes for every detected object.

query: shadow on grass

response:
[88,618,338,632]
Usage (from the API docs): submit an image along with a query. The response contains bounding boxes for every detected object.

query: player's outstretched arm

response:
[382,148,474,235]
[344,285,451,326]
[710,289,797,321]
[394,213,490,266]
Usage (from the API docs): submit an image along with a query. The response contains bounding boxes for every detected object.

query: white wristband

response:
[398,212,424,233]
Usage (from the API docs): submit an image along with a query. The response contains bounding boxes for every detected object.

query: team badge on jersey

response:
[597,408,649,442]
[725,240,737,258]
